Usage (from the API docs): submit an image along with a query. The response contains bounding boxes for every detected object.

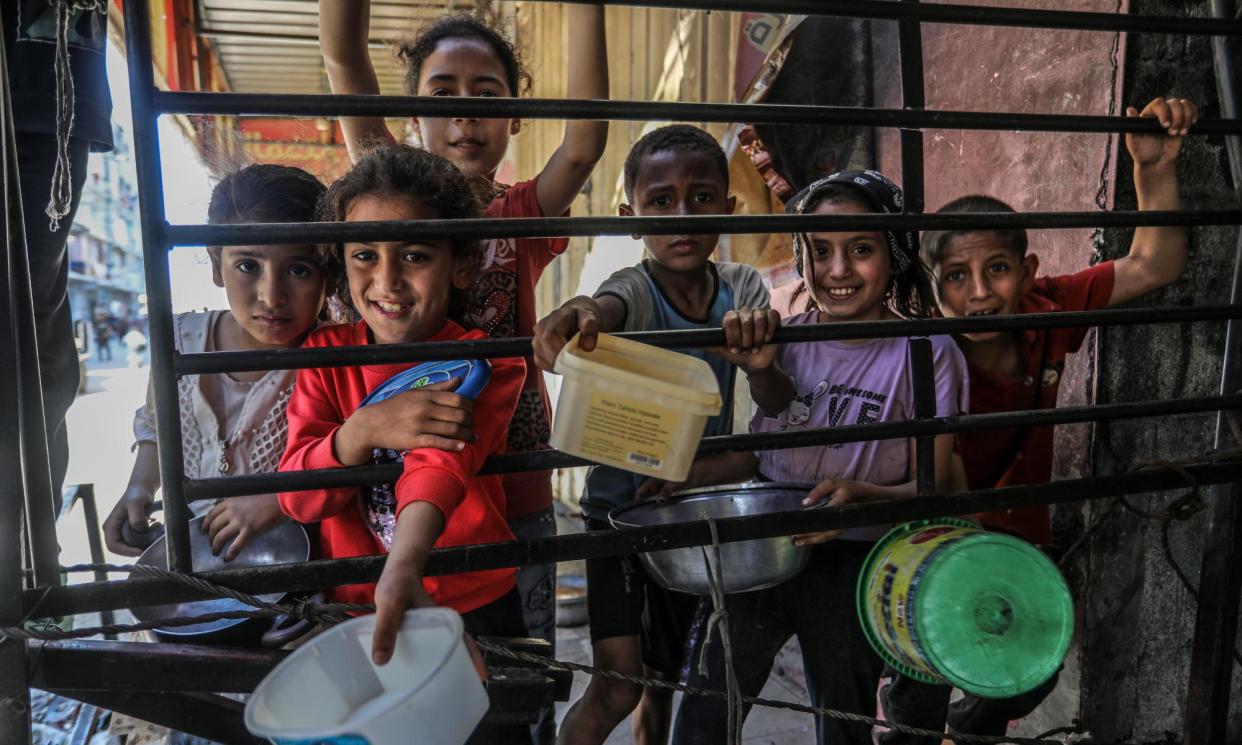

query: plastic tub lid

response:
[915,533,1073,698]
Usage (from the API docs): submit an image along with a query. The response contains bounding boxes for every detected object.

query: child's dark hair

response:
[318,145,483,325]
[398,13,531,98]
[623,124,730,201]
[206,164,338,315]
[921,195,1027,267]
[207,163,326,243]
[791,183,938,320]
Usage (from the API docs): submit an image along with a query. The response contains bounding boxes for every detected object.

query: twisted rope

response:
[47,0,104,231]
[694,517,742,745]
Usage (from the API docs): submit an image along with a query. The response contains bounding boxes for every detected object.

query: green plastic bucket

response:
[856,519,1073,698]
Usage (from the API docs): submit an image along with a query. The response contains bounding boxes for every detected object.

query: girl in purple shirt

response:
[667,171,968,745]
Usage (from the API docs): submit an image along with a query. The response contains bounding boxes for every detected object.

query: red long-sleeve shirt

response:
[278,320,524,614]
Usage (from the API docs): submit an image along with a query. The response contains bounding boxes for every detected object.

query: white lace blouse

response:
[131,311,297,491]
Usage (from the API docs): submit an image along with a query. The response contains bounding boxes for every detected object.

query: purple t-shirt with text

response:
[753,311,969,539]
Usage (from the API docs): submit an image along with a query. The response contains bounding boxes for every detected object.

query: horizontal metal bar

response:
[41,647,555,725]
[154,91,1242,135]
[167,209,1242,248]
[26,459,1242,618]
[176,303,1242,376]
[184,392,1242,500]
[542,0,1242,36]
[29,640,284,692]
[53,689,263,744]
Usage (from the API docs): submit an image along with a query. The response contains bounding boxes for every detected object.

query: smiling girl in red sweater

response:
[276,146,527,744]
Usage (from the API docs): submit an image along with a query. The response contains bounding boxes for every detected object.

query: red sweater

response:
[278,320,524,614]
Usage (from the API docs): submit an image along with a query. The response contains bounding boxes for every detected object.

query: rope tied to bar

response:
[694,516,743,745]
[47,0,105,231]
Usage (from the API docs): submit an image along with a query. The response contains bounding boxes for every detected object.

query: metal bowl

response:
[608,482,814,595]
[133,515,311,645]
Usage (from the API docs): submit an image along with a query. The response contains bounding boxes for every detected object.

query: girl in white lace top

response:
[103,164,337,560]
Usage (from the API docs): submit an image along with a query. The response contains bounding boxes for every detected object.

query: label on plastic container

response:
[578,390,673,470]
[864,525,975,680]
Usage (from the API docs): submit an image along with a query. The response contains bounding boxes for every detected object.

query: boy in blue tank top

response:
[533,125,776,745]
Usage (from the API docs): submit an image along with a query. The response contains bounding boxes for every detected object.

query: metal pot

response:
[132,514,316,647]
[608,482,814,595]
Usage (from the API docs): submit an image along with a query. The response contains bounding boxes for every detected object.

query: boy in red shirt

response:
[876,97,1198,744]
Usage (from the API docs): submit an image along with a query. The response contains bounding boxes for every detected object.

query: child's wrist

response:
[333,415,371,466]
[1134,159,1177,178]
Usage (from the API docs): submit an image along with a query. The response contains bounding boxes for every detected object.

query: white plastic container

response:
[550,332,722,482]
[244,608,488,745]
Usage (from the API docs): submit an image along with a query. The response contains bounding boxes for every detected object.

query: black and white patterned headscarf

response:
[788,169,917,278]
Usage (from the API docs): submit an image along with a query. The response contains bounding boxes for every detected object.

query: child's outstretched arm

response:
[370,503,487,675]
[369,356,525,667]
[319,0,395,161]
[531,294,626,372]
[534,4,609,217]
[1110,97,1199,306]
[371,501,444,664]
[717,308,795,415]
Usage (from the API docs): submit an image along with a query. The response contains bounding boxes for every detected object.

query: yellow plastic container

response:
[550,332,722,482]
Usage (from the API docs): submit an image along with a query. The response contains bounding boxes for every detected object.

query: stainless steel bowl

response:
[133,515,311,645]
[608,482,814,595]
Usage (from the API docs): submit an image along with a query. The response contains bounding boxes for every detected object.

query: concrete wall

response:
[1075,2,1242,739]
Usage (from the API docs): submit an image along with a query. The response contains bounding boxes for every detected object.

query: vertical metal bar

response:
[897,0,926,214]
[899,0,933,496]
[910,337,936,495]
[76,485,116,639]
[1185,5,1242,743]
[0,5,32,740]
[123,0,192,572]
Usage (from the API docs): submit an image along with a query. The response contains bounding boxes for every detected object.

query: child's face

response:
[619,149,735,274]
[803,200,892,323]
[343,193,473,345]
[211,245,326,348]
[932,232,1037,343]
[411,37,517,182]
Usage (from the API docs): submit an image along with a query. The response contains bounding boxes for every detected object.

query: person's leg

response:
[632,678,675,745]
[16,134,89,512]
[560,635,647,745]
[787,542,888,745]
[670,588,791,745]
[946,667,1061,737]
[462,588,538,745]
[631,575,702,745]
[874,671,951,745]
[557,519,648,745]
[508,506,558,745]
